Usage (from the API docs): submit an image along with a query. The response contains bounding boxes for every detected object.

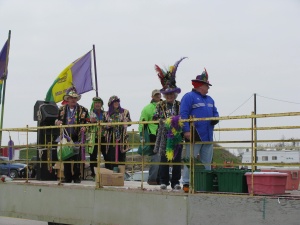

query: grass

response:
[17,144,241,168]
[19,148,37,160]
[213,147,241,168]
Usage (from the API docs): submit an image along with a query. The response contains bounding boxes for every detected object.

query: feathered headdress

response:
[155,57,187,94]
[192,68,212,86]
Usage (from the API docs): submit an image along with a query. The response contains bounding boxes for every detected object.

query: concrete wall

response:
[0,182,299,225]
[0,183,187,225]
[188,194,300,225]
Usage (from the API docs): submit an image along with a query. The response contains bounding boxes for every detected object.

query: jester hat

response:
[155,57,187,94]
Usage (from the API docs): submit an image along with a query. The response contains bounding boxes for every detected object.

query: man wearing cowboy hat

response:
[180,68,219,191]
[55,88,89,183]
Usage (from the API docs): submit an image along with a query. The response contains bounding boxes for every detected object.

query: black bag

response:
[138,126,155,156]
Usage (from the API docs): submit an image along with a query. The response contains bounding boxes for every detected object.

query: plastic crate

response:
[194,167,218,192]
[261,169,300,190]
[216,168,249,193]
[245,172,287,195]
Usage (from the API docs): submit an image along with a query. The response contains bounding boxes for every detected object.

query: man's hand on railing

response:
[211,120,219,125]
[123,118,128,128]
[90,117,97,123]
[184,132,191,140]
[55,119,63,126]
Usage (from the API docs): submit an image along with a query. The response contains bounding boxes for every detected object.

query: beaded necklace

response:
[111,109,122,140]
[167,101,177,117]
[162,101,177,118]
[66,106,77,135]
[67,106,77,124]
[93,109,103,121]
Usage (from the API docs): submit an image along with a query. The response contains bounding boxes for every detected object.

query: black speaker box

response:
[34,100,59,123]
[34,100,59,180]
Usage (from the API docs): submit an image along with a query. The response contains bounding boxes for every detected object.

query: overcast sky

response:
[0,0,299,147]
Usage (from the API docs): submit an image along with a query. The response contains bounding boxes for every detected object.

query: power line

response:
[257,94,300,105]
[227,94,254,116]
[227,94,300,116]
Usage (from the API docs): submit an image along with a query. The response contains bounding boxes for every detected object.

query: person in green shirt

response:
[139,89,162,185]
[139,89,161,185]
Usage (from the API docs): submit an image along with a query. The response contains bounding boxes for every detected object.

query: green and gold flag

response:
[45,51,93,103]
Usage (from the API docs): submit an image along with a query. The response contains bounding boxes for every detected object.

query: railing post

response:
[250,112,255,196]
[189,116,195,194]
[131,128,134,180]
[58,125,63,185]
[25,125,29,183]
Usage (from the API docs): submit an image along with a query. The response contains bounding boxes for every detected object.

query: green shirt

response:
[138,102,158,135]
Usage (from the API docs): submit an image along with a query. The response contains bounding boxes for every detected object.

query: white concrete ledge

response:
[0,181,300,225]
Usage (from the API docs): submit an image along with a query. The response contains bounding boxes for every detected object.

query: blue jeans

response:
[147,153,160,183]
[182,143,213,185]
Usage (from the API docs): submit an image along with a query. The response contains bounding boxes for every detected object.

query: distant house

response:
[242,150,300,169]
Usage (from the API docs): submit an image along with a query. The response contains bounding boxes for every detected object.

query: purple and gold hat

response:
[108,95,120,106]
[154,57,187,94]
[93,97,104,104]
[192,68,212,86]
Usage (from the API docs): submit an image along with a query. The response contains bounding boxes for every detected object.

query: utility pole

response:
[254,93,257,170]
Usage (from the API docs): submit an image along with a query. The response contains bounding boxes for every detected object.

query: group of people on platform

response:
[55,92,131,183]
[55,57,219,192]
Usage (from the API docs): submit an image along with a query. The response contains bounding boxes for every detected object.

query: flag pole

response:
[92,45,99,97]
[0,30,11,147]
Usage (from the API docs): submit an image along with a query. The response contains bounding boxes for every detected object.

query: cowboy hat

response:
[191,68,212,86]
[63,90,81,101]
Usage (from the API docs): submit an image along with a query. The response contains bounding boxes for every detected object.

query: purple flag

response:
[0,40,8,80]
[72,52,93,95]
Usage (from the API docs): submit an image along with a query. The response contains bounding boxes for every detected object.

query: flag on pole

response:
[0,31,11,147]
[0,80,3,102]
[45,51,93,103]
[0,40,8,80]
[0,39,9,104]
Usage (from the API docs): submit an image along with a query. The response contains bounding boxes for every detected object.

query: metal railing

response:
[0,111,299,194]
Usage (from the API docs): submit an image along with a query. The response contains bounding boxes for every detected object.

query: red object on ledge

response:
[261,169,300,190]
[245,172,288,195]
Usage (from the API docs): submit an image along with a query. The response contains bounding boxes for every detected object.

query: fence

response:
[1,111,300,194]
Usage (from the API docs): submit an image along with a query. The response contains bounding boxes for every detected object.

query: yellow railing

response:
[0,111,299,194]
